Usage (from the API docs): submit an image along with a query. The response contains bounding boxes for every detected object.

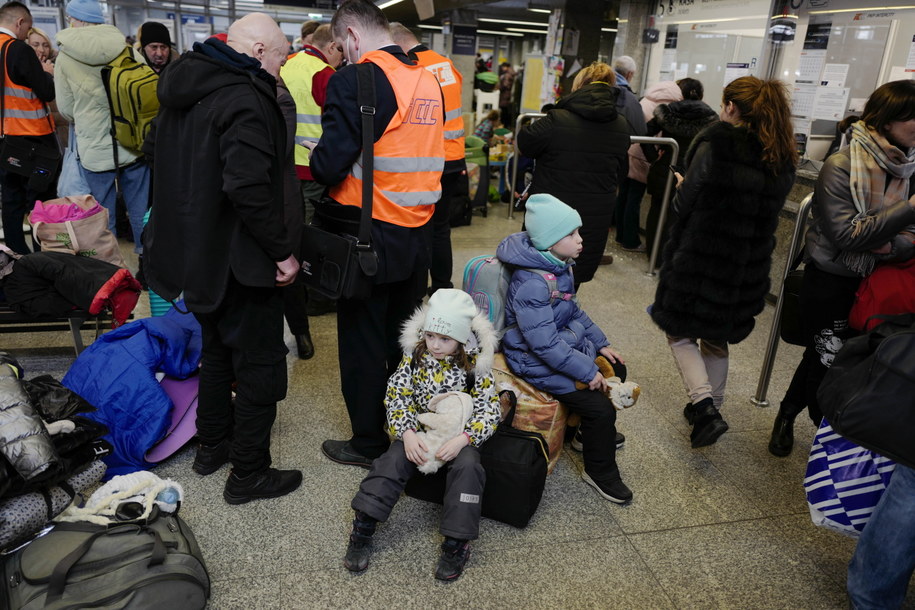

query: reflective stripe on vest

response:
[413,49,464,162]
[329,50,445,228]
[280,51,333,168]
[0,34,53,137]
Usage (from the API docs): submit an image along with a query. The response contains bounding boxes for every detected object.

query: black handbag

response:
[780,252,806,346]
[0,39,61,192]
[404,390,549,528]
[299,63,378,300]
[817,313,915,469]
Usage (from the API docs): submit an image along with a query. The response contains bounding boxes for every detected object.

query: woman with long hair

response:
[517,61,631,288]
[650,76,798,448]
[768,80,915,457]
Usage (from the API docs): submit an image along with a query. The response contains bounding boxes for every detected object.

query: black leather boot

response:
[768,402,804,457]
[295,331,315,360]
[690,398,728,448]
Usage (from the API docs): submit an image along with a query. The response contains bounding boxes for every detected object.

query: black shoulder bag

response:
[298,63,378,300]
[404,388,549,529]
[0,38,61,192]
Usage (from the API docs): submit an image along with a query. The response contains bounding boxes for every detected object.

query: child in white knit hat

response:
[344,289,500,581]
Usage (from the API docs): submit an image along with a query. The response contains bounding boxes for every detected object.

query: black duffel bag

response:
[405,390,548,528]
[817,313,915,469]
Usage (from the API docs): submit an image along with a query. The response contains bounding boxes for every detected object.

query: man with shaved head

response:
[144,13,303,505]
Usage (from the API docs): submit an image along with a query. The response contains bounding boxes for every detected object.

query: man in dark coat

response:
[143,13,302,505]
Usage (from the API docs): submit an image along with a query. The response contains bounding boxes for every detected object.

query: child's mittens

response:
[607,377,641,411]
[575,355,617,391]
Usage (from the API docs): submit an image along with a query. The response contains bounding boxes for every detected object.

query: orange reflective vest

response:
[412,48,464,162]
[0,34,53,137]
[329,50,444,228]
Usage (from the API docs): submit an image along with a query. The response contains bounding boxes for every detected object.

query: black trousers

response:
[0,170,39,254]
[353,441,485,540]
[337,272,425,458]
[782,262,861,425]
[194,278,288,475]
[429,166,464,293]
[282,281,310,336]
[553,389,620,484]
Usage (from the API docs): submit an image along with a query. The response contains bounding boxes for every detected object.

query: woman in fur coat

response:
[650,76,797,448]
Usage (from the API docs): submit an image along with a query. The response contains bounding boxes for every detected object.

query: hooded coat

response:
[650,122,795,343]
[385,304,500,447]
[627,80,682,183]
[143,41,291,313]
[517,82,631,283]
[55,26,139,172]
[645,99,719,198]
[497,232,611,395]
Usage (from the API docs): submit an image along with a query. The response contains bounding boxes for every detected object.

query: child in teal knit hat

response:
[496,193,636,505]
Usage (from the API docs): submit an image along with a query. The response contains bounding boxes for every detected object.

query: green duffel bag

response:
[2,510,209,609]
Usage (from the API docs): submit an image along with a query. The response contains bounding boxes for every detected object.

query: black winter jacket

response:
[144,40,290,312]
[644,100,718,198]
[517,82,631,283]
[651,122,795,343]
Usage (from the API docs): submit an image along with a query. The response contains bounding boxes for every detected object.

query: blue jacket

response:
[63,308,202,477]
[497,232,610,394]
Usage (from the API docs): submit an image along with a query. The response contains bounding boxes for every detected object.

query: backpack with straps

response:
[101,47,159,154]
[462,255,575,334]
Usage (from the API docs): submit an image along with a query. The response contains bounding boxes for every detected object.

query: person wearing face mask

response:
[309,0,445,469]
[143,13,303,505]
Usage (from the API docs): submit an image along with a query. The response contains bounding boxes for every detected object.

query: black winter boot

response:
[768,402,805,457]
[344,511,377,572]
[690,398,729,448]
[435,538,471,581]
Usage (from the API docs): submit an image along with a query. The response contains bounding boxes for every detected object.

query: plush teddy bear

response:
[415,391,474,475]
[575,355,641,410]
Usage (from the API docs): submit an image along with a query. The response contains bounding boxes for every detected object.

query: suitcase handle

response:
[45,525,167,604]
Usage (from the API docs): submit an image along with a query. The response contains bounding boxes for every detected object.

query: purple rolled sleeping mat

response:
[145,375,200,464]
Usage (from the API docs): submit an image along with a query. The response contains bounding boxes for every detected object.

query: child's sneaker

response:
[343,511,376,572]
[435,538,471,581]
[570,427,625,451]
[582,471,633,505]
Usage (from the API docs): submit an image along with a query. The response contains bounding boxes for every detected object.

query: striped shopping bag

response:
[804,419,896,537]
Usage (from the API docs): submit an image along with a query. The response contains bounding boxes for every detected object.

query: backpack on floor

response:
[462,256,573,333]
[2,510,210,609]
[101,47,159,153]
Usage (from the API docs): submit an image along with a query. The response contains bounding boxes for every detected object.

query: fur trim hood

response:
[399,302,498,376]
[653,100,718,140]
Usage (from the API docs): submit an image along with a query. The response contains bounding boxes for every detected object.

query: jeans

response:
[848,464,915,609]
[81,160,150,253]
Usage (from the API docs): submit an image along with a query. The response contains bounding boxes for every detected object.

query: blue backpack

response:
[462,255,574,333]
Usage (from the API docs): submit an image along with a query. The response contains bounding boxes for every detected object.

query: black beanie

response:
[140,22,172,47]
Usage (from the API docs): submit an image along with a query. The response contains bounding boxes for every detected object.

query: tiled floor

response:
[6,202,914,609]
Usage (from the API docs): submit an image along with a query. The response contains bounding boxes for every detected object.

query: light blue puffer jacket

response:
[496,232,610,395]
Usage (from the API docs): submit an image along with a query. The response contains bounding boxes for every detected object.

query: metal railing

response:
[751,193,814,407]
[508,113,545,220]
[631,136,679,276]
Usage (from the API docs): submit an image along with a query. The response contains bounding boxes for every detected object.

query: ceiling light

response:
[479,17,548,26]
[417,24,443,29]
[601,27,617,32]
[506,27,549,34]
[771,14,798,19]
[527,8,552,13]
[809,4,915,12]
[377,0,404,8]
[478,29,524,37]
[665,14,767,24]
